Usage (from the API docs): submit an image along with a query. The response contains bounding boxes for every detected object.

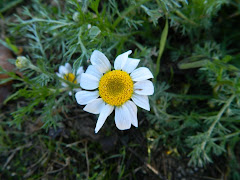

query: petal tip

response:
[127,50,132,54]
[94,128,99,133]
[146,106,150,111]
[133,124,138,128]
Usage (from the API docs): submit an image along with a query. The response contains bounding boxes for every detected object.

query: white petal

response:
[56,72,62,78]
[130,67,154,81]
[125,101,138,127]
[95,104,114,133]
[75,90,99,105]
[59,65,68,75]
[122,58,140,73]
[115,105,132,130]
[85,65,102,80]
[131,94,150,111]
[90,50,111,73]
[65,63,72,72]
[114,50,132,70]
[84,98,105,114]
[76,74,82,84]
[76,66,84,75]
[134,80,154,95]
[80,73,99,90]
[69,91,72,96]
[73,88,81,92]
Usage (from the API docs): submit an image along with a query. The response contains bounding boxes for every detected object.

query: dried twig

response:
[3,142,32,170]
[84,140,90,178]
[120,139,167,180]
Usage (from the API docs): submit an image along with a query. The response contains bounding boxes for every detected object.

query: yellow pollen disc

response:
[99,70,133,106]
[64,73,77,84]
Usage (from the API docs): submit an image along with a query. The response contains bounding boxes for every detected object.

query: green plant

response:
[1,0,240,179]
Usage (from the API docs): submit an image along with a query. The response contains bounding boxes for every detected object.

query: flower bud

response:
[87,24,92,29]
[72,12,80,22]
[15,56,30,69]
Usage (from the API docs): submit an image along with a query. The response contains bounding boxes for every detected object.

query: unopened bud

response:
[15,56,30,69]
[73,12,80,22]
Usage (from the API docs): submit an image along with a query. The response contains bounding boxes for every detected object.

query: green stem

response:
[78,28,87,55]
[167,93,212,100]
[21,18,73,26]
[112,0,149,28]
[29,64,42,73]
[174,10,198,26]
[154,18,168,82]
[178,59,209,69]
[213,130,240,141]
[201,94,235,150]
[0,0,23,13]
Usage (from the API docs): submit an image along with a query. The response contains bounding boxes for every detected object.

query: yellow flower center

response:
[99,70,133,106]
[64,73,77,84]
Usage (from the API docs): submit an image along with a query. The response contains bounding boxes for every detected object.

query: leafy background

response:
[0,0,240,179]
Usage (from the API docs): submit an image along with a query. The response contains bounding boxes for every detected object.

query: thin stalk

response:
[201,94,235,150]
[213,130,240,141]
[19,18,73,26]
[0,0,23,13]
[166,92,212,100]
[154,18,168,82]
[178,59,209,69]
[112,0,149,28]
[174,10,198,26]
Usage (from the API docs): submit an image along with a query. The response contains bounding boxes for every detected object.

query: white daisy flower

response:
[57,63,84,95]
[75,50,154,133]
